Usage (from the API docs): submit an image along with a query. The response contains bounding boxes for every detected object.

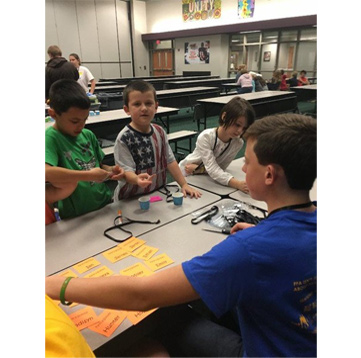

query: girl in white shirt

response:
[179,97,255,193]
[69,53,96,94]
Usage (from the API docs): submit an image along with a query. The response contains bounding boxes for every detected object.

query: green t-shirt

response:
[45,126,112,219]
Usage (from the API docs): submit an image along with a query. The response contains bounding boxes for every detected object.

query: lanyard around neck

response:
[267,202,314,218]
[214,128,231,158]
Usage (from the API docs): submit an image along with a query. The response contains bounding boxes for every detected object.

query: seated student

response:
[113,80,201,200]
[289,70,300,87]
[46,113,317,357]
[298,70,310,86]
[267,69,282,90]
[45,79,125,219]
[236,69,254,94]
[179,97,255,194]
[280,69,289,90]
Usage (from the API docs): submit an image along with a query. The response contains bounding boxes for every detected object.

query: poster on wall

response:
[238,0,255,19]
[182,0,221,22]
[184,41,210,64]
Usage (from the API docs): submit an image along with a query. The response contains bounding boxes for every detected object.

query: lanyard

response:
[213,128,232,158]
[103,216,160,243]
[158,184,180,202]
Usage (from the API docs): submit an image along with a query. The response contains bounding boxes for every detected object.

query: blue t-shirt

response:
[183,209,317,357]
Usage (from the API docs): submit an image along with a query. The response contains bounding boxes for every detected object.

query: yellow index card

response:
[119,236,146,252]
[69,306,98,331]
[127,308,157,325]
[120,262,153,277]
[132,245,159,261]
[84,265,114,278]
[102,245,131,263]
[88,309,127,337]
[144,253,174,271]
[58,269,78,278]
[73,257,101,274]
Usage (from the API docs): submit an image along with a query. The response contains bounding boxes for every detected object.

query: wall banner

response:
[238,0,255,19]
[182,0,221,22]
[184,41,210,64]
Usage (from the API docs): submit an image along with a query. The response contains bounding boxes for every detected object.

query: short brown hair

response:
[47,45,62,57]
[122,80,157,107]
[219,97,255,131]
[244,113,316,190]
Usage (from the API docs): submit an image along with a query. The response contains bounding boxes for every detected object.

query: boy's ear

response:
[265,164,284,185]
[48,108,57,119]
[123,105,130,115]
[155,101,159,112]
[265,165,277,185]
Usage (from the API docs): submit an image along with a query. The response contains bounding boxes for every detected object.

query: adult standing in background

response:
[45,45,79,101]
[69,53,96,94]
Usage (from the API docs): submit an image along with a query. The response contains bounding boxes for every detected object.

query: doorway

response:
[152,49,174,76]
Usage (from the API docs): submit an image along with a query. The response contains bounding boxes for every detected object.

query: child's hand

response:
[90,168,112,182]
[230,222,255,234]
[181,183,202,198]
[108,165,125,181]
[137,173,156,188]
[237,181,249,194]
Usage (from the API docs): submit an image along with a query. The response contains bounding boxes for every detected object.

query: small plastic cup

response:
[138,196,150,210]
[172,192,184,206]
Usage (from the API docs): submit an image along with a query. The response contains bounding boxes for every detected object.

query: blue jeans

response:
[151,303,244,357]
[237,86,253,94]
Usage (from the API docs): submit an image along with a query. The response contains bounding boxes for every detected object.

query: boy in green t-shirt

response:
[45,79,124,219]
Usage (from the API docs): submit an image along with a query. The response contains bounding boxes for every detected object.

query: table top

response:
[46,186,220,276]
[184,157,246,196]
[290,84,317,91]
[164,78,234,85]
[197,90,295,105]
[45,106,179,129]
[55,197,241,351]
[156,86,220,96]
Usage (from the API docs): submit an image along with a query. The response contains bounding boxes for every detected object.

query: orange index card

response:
[132,245,159,261]
[84,265,114,278]
[120,262,153,277]
[58,269,78,278]
[69,307,98,331]
[144,253,174,271]
[88,309,127,337]
[102,245,131,263]
[72,257,101,274]
[119,236,146,252]
[127,308,157,325]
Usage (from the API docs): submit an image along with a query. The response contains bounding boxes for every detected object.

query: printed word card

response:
[73,257,101,274]
[102,245,131,263]
[120,262,153,277]
[84,265,114,278]
[88,309,127,337]
[119,236,146,252]
[132,245,159,261]
[69,306,98,331]
[144,253,174,271]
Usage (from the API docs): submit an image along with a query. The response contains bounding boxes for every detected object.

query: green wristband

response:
[60,277,74,306]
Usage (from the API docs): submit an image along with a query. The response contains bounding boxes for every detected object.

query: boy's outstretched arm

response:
[46,265,199,312]
[167,161,202,198]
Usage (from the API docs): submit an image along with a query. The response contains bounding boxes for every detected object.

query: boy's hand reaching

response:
[89,167,113,182]
[237,180,249,194]
[230,222,255,234]
[107,165,125,181]
[137,173,156,188]
[181,183,202,199]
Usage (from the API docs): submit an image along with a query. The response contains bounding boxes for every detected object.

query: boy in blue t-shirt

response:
[46,113,317,357]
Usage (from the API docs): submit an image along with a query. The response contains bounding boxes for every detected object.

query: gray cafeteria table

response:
[196,90,298,130]
[46,186,220,276]
[184,157,247,197]
[55,198,245,353]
